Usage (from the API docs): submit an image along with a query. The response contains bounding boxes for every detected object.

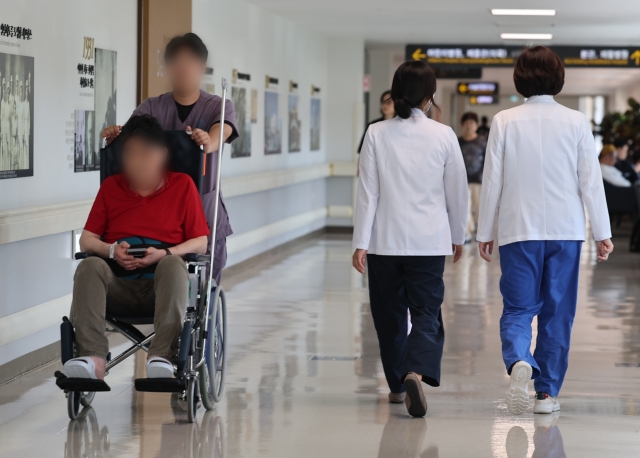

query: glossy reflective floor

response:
[1,234,639,457]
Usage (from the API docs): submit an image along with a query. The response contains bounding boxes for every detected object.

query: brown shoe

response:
[404,372,427,417]
[388,392,406,403]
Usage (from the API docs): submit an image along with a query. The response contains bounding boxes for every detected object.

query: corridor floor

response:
[1,234,639,457]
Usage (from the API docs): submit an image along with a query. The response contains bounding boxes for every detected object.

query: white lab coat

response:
[353,108,468,255]
[477,95,611,245]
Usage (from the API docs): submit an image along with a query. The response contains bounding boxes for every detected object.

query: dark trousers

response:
[367,254,446,393]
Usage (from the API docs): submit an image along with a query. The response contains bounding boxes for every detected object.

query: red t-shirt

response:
[85,172,210,244]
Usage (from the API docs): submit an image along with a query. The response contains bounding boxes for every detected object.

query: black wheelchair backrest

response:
[100,130,204,194]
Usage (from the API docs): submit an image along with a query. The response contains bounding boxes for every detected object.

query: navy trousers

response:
[367,254,446,393]
[499,240,582,397]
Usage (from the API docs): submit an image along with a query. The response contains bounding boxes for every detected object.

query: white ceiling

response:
[243,0,640,46]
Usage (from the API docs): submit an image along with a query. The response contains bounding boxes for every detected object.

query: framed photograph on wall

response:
[74,110,86,172]
[264,91,281,155]
[231,86,251,158]
[288,94,301,153]
[0,52,34,179]
[310,98,321,151]
[94,48,117,170]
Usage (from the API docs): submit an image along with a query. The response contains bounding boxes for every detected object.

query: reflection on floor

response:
[0,234,639,457]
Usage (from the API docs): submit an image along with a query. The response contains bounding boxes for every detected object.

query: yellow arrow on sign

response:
[631,50,640,65]
[459,83,468,93]
[412,48,427,61]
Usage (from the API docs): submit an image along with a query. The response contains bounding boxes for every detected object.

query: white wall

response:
[326,37,364,226]
[193,0,363,259]
[0,0,138,211]
[0,0,138,368]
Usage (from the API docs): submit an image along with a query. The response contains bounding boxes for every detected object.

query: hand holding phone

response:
[127,248,147,258]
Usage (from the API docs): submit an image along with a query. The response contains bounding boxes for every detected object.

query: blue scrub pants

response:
[499,240,582,397]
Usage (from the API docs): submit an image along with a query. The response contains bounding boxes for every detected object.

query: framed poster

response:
[231,86,251,158]
[288,94,301,153]
[74,110,85,172]
[250,88,258,123]
[94,48,117,170]
[310,98,321,151]
[264,91,281,155]
[0,52,34,179]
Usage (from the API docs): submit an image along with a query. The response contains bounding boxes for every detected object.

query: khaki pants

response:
[466,183,482,240]
[70,256,189,360]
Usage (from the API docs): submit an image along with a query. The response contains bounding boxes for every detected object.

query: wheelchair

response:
[55,80,231,423]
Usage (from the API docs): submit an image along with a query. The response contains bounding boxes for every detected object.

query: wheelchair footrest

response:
[54,371,111,392]
[134,377,187,392]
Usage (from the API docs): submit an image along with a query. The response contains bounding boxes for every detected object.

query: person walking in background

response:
[352,60,468,418]
[477,46,613,416]
[458,112,487,242]
[476,115,490,137]
[357,90,395,153]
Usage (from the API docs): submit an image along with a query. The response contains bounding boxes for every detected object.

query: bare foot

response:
[88,356,107,380]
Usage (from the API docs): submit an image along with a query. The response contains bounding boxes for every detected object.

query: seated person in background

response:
[614,138,638,184]
[600,144,631,187]
[63,115,209,381]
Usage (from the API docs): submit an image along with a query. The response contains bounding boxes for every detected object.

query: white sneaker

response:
[63,357,98,379]
[505,361,532,415]
[146,357,174,378]
[533,393,561,414]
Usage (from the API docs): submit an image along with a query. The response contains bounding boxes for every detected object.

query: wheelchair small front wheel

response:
[67,391,81,420]
[186,377,198,423]
[80,391,96,407]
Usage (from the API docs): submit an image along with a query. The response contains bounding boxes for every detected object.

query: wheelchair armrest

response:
[184,253,210,263]
[75,252,91,260]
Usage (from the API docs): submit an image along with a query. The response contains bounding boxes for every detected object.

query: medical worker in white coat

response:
[352,60,468,418]
[476,46,613,416]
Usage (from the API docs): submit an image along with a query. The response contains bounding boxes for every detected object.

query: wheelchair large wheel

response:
[198,287,227,409]
[187,377,198,423]
[67,391,81,420]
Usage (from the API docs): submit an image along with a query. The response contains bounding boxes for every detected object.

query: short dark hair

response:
[513,46,564,98]
[164,33,208,63]
[461,112,479,125]
[391,61,438,119]
[613,138,629,148]
[120,115,167,148]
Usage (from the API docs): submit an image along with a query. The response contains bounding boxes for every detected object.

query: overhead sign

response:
[457,82,499,95]
[469,95,499,105]
[408,45,517,67]
[407,44,640,68]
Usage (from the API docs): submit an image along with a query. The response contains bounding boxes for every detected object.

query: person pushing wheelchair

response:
[62,115,210,381]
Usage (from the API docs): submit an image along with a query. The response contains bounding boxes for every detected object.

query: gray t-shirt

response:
[133,90,239,240]
[458,135,487,184]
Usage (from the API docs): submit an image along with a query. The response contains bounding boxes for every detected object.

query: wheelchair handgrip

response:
[184,253,210,263]
[75,252,91,260]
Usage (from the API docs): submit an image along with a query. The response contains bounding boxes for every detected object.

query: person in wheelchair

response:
[63,115,210,381]
[101,33,238,285]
